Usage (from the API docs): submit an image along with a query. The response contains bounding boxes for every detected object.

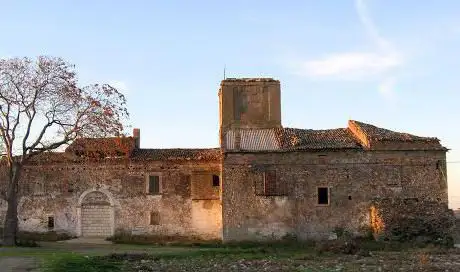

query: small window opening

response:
[317,187,329,205]
[150,211,160,225]
[47,216,54,229]
[403,198,419,204]
[212,175,220,187]
[348,195,352,200]
[148,175,160,195]
[67,181,74,193]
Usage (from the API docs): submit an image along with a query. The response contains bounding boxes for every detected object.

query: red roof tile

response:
[65,137,136,156]
[349,120,439,142]
[224,127,361,151]
[131,148,221,161]
[281,128,362,150]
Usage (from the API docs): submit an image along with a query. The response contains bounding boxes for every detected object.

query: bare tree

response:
[0,56,128,245]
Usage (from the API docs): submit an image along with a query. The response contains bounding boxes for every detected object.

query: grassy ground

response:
[1,240,460,272]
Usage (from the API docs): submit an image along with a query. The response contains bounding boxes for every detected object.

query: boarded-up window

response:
[191,172,220,200]
[175,174,191,197]
[255,170,287,196]
[264,170,277,195]
[150,211,160,225]
[317,187,329,205]
[148,175,160,195]
[32,180,45,196]
[382,165,402,187]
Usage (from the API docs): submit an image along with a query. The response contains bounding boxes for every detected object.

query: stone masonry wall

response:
[0,159,222,239]
[370,199,455,245]
[222,149,448,242]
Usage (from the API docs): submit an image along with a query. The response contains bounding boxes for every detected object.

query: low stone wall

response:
[371,199,455,245]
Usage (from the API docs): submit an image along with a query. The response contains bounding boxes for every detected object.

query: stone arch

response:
[76,189,115,237]
[78,188,115,207]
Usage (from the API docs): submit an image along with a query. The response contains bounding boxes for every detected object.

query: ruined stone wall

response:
[222,149,448,242]
[0,159,222,239]
[370,199,455,245]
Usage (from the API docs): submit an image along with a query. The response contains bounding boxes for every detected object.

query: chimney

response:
[133,128,140,149]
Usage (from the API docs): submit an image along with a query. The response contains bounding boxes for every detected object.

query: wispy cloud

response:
[294,0,403,91]
[355,0,390,51]
[302,52,400,79]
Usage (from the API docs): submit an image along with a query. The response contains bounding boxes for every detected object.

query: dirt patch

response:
[0,257,40,272]
[120,250,460,272]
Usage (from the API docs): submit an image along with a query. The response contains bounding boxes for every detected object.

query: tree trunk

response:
[3,163,21,246]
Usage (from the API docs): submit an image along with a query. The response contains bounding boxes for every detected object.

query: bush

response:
[18,231,75,242]
[15,238,40,247]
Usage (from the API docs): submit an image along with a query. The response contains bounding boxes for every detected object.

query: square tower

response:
[218,78,282,133]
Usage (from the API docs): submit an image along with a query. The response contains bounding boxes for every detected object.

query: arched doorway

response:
[78,190,114,237]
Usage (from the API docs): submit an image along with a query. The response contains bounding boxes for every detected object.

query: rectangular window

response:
[317,187,329,205]
[264,170,277,196]
[150,211,160,225]
[148,175,160,195]
[212,175,220,187]
[255,169,287,196]
[47,216,54,229]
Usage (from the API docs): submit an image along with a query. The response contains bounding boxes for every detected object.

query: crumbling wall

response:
[222,149,448,242]
[0,159,222,240]
[370,199,455,245]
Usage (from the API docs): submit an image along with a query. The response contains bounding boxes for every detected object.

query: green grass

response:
[1,238,457,272]
[41,253,122,272]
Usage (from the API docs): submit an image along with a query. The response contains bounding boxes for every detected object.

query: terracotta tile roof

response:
[281,128,362,150]
[224,120,446,152]
[222,78,279,83]
[130,148,221,161]
[224,127,361,152]
[349,120,439,142]
[65,137,136,155]
[27,152,83,164]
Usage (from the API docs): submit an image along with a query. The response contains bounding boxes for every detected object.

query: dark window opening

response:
[212,175,220,187]
[317,187,329,205]
[264,170,277,196]
[403,198,419,204]
[148,175,160,195]
[150,211,160,225]
[348,195,352,200]
[67,181,74,193]
[47,216,54,229]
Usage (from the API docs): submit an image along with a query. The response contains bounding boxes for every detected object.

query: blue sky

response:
[1,0,459,208]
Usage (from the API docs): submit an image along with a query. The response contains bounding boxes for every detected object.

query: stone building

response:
[0,78,451,242]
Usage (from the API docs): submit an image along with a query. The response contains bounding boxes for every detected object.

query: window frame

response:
[146,173,162,195]
[149,211,160,225]
[316,186,330,206]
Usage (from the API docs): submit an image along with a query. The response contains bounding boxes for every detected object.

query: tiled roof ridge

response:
[137,147,219,151]
[348,120,440,142]
[130,148,221,161]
